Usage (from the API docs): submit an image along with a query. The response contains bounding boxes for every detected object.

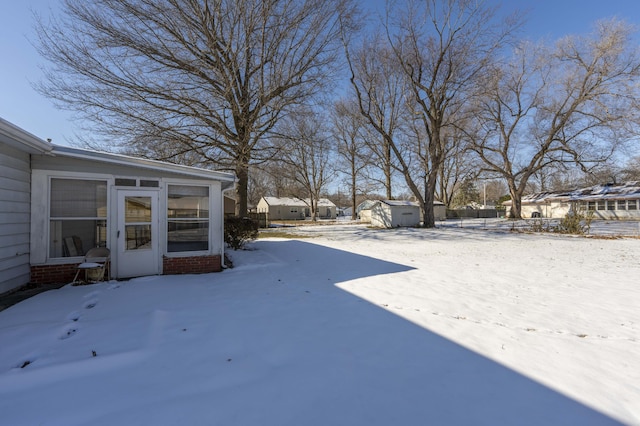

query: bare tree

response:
[344,34,403,201]
[620,156,640,181]
[346,0,519,227]
[331,99,373,219]
[273,110,335,221]
[471,20,640,218]
[34,0,358,216]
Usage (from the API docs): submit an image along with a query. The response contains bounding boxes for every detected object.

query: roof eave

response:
[51,145,236,185]
[0,117,52,154]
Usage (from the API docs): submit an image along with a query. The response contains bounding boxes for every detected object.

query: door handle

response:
[117,230,120,238]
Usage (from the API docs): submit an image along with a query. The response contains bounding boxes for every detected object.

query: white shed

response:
[370,200,421,228]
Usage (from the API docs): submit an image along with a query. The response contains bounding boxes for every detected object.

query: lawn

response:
[0,224,637,425]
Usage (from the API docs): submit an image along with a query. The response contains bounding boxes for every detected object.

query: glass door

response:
[117,190,159,278]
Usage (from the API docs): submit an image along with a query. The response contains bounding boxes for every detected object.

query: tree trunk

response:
[235,159,249,217]
[422,171,438,228]
[351,163,358,220]
[310,196,317,221]
[507,180,523,219]
[385,139,392,199]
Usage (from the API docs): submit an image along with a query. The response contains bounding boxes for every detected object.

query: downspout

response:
[221,187,234,269]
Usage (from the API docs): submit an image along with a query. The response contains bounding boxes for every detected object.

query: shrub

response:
[528,218,551,233]
[554,209,594,235]
[224,216,259,250]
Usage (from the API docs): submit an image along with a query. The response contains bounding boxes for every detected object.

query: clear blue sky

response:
[1,0,639,146]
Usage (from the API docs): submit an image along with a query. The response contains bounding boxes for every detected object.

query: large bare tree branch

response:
[34,0,358,216]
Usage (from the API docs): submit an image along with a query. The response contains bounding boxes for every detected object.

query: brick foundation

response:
[30,263,80,285]
[162,254,222,275]
[29,254,222,285]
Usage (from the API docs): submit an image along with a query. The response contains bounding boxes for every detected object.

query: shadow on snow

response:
[214,240,618,425]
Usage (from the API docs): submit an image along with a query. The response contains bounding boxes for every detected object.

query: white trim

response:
[51,145,235,188]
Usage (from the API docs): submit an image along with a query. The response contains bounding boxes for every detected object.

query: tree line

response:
[34,0,640,224]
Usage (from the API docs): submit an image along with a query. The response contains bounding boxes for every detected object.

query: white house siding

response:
[521,202,571,219]
[0,143,31,293]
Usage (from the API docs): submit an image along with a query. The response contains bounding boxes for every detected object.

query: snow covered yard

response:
[0,224,638,425]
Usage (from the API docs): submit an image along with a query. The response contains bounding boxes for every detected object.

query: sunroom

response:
[29,145,236,284]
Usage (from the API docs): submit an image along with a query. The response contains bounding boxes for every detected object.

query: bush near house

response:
[224,216,259,250]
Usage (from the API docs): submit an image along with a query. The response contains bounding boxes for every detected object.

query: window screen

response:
[49,179,108,258]
[167,185,209,252]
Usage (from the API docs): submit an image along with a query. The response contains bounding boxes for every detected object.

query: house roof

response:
[0,117,53,154]
[51,145,236,189]
[509,182,640,205]
[261,197,336,207]
[377,200,421,207]
[367,199,445,209]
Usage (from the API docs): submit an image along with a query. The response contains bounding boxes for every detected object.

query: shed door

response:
[116,190,160,278]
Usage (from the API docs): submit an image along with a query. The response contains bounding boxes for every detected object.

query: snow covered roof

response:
[515,182,640,204]
[378,200,421,207]
[373,199,446,208]
[261,197,336,207]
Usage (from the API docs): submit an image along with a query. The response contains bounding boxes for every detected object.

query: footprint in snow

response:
[60,326,78,340]
[67,311,81,322]
[84,300,98,309]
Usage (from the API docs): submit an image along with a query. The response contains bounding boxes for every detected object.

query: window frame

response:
[48,177,109,260]
[166,184,211,254]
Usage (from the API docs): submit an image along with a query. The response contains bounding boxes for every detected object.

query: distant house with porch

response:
[0,117,236,293]
[256,197,337,220]
[503,182,640,219]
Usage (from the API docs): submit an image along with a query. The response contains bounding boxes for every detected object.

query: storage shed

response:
[361,199,446,225]
[370,200,421,228]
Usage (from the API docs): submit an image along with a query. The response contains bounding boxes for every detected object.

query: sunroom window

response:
[628,200,638,210]
[49,179,107,258]
[167,185,209,252]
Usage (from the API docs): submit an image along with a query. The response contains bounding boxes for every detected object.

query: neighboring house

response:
[503,182,640,219]
[256,197,337,220]
[1,118,236,293]
[224,195,236,216]
[360,199,446,226]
